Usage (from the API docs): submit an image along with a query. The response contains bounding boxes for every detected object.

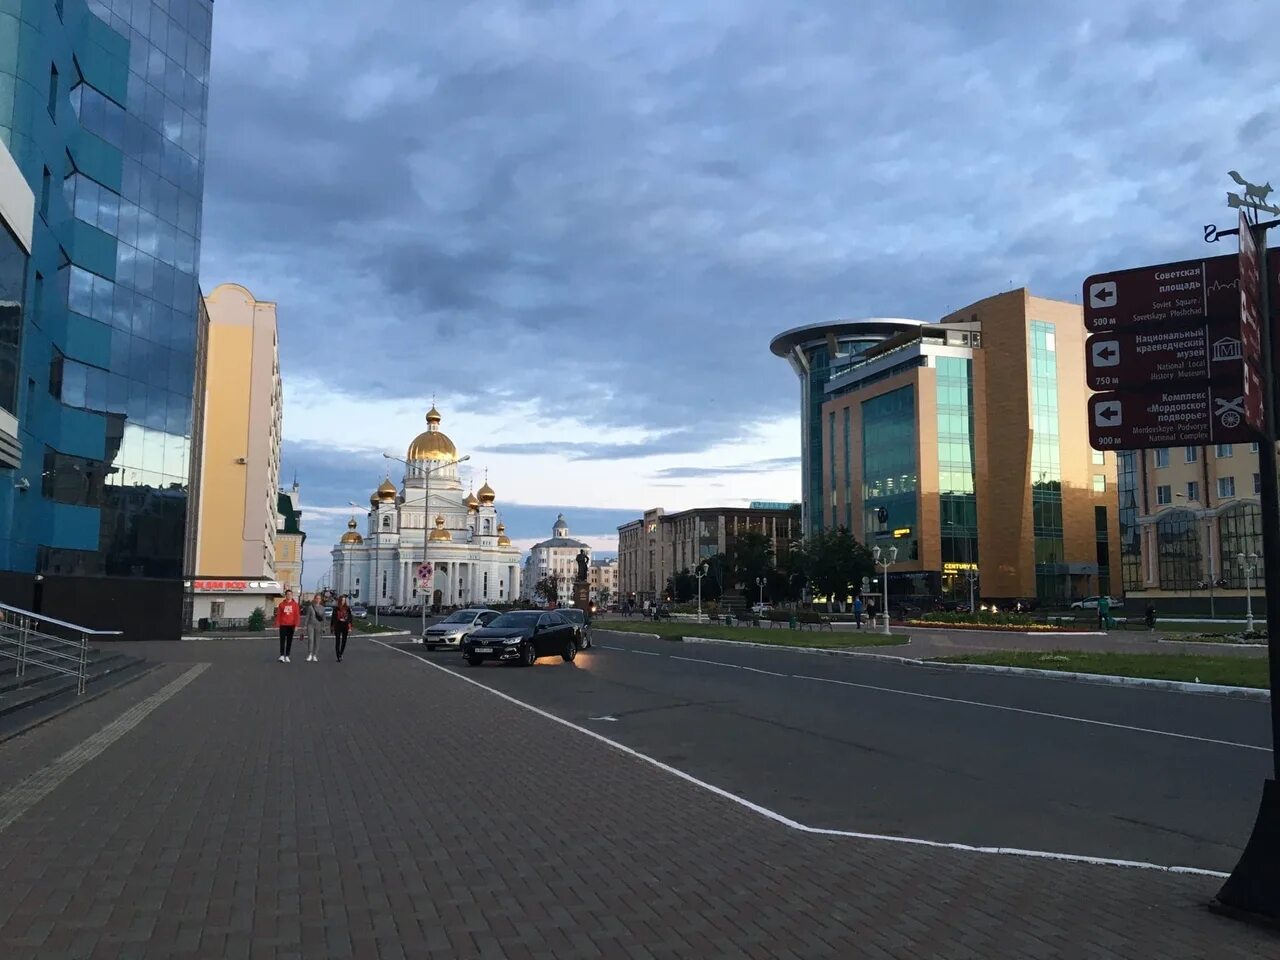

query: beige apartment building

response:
[617,505,801,605]
[191,284,283,625]
[1118,442,1265,613]
[275,483,305,597]
[589,557,618,604]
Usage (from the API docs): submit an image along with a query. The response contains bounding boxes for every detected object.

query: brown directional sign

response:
[1088,383,1259,450]
[1084,317,1248,391]
[1083,248,1278,448]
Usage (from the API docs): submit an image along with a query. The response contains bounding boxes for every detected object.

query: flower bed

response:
[905,620,1074,632]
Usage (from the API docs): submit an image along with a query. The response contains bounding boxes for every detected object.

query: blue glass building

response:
[0,0,213,639]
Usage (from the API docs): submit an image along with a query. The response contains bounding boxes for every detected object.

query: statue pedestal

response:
[572,581,591,609]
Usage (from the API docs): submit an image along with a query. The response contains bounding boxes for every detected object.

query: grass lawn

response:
[930,650,1270,689]
[602,621,908,648]
[354,619,402,634]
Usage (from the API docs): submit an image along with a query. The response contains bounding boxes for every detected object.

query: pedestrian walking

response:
[276,589,300,663]
[332,595,353,662]
[302,593,326,662]
[1144,602,1156,632]
[853,595,864,629]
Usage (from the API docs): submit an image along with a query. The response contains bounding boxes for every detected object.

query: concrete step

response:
[0,651,148,721]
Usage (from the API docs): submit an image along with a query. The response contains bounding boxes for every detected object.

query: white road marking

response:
[793,674,1268,752]
[620,639,1267,752]
[589,715,620,722]
[630,650,661,656]
[0,663,210,835]
[369,638,1229,878]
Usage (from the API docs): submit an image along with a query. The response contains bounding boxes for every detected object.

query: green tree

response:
[247,607,266,631]
[597,588,611,608]
[804,529,875,611]
[729,531,775,591]
[534,575,558,604]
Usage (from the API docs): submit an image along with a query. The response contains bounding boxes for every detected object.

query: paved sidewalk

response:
[0,638,1272,958]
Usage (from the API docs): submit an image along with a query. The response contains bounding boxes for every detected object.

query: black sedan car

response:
[461,611,581,666]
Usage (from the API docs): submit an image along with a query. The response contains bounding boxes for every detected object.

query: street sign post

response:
[1084,251,1273,448]
[416,562,434,636]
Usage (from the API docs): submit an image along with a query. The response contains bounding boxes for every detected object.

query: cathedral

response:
[331,406,522,608]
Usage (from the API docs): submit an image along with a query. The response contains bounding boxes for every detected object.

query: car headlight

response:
[503,637,522,645]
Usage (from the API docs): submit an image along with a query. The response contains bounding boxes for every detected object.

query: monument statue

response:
[575,549,590,582]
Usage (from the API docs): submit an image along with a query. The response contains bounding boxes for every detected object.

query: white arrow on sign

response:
[1091,340,1120,367]
[1094,400,1122,427]
[1089,281,1117,309]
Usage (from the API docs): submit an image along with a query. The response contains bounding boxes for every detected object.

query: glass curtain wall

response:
[67,0,212,578]
[936,357,976,597]
[861,385,918,560]
[1029,321,1065,601]
[1117,450,1142,591]
[1219,502,1264,589]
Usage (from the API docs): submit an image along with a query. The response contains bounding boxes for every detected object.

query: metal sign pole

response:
[1213,211,1280,922]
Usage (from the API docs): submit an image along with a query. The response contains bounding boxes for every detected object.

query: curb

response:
[677,635,914,660]
[917,660,1270,701]
[1156,638,1267,649]
[180,630,413,641]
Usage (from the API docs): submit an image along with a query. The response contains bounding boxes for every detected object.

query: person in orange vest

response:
[276,589,301,662]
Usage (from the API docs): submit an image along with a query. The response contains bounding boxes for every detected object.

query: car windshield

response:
[488,612,542,628]
[442,610,479,624]
[560,610,585,624]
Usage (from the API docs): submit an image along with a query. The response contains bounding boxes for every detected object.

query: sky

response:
[196,0,1280,582]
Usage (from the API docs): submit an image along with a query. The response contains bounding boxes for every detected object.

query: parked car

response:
[1070,596,1125,610]
[351,605,368,618]
[422,608,501,649]
[558,608,591,649]
[461,611,581,666]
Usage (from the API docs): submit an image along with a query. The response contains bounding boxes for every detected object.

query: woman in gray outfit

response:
[301,594,326,662]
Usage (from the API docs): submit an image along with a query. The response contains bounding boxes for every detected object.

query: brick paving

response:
[0,637,1273,958]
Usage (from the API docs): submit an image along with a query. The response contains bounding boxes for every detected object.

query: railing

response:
[0,601,123,696]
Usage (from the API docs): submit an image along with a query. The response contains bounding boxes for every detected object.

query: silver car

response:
[422,609,501,648]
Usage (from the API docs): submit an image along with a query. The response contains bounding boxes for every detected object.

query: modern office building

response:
[617,504,801,605]
[0,0,214,639]
[0,138,34,475]
[1115,444,1266,614]
[193,284,282,582]
[818,289,1120,606]
[274,482,305,598]
[770,319,924,536]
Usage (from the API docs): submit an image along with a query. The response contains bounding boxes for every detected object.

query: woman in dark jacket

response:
[332,595,353,662]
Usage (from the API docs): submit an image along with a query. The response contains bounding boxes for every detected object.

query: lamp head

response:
[872,546,881,561]
[889,546,898,563]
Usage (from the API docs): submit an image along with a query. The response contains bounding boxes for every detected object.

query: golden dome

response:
[427,514,452,541]
[464,491,480,512]
[407,406,457,462]
[340,518,364,544]
[497,522,511,547]
[375,478,397,502]
[477,481,496,505]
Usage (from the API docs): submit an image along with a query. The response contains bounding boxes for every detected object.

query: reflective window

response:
[1218,476,1236,499]
[0,220,27,416]
[1184,446,1198,463]
[1216,444,1233,459]
[1156,485,1171,505]
[1186,481,1199,503]
[1153,448,1169,468]
[1029,321,1064,600]
[42,447,105,506]
[1220,503,1264,589]
[1092,475,1106,493]
[1117,451,1141,591]
[1157,509,1201,591]
[861,385,917,559]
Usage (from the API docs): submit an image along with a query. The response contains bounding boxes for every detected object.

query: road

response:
[391,626,1271,874]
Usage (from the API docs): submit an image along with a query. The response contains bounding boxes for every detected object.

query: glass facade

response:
[0,0,213,581]
[1117,450,1142,591]
[0,221,27,418]
[1156,509,1200,591]
[1219,502,1263,589]
[1028,321,1065,601]
[936,357,976,586]
[861,385,917,559]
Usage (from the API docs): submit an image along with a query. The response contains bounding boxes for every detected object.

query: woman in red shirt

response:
[276,589,301,662]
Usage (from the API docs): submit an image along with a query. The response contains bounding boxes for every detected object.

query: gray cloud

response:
[202,1,1280,490]
[652,457,801,480]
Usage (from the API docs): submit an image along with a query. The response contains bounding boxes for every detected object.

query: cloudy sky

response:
[197,0,1279,582]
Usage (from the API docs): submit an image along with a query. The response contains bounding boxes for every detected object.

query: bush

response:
[248,607,266,631]
[917,610,1038,627]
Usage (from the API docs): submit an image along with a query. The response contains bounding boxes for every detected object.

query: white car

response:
[751,603,773,615]
[1070,596,1125,610]
[422,608,501,648]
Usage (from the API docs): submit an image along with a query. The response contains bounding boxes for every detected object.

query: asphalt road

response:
[384,626,1272,874]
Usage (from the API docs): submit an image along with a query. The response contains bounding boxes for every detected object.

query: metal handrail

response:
[0,601,122,696]
[0,600,123,637]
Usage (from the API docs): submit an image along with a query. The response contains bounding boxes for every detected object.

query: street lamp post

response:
[694,563,707,622]
[755,576,767,612]
[385,451,470,637]
[872,545,897,635]
[965,568,978,615]
[1237,551,1260,634]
